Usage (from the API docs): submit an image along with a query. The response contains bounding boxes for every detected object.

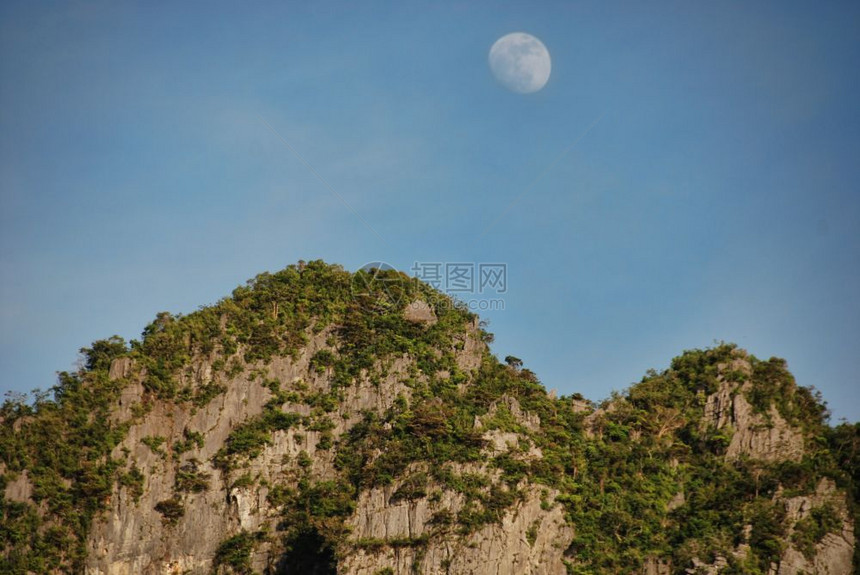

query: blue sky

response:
[1,1,858,421]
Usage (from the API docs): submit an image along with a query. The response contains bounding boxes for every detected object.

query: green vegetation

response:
[0,261,856,574]
[118,465,145,502]
[547,344,852,574]
[745,356,830,432]
[213,530,264,574]
[231,473,256,489]
[154,498,185,524]
[214,406,302,469]
[354,535,429,551]
[173,429,205,455]
[174,461,211,493]
[0,345,128,572]
[792,503,842,560]
[828,421,860,567]
[526,519,540,546]
[141,434,167,454]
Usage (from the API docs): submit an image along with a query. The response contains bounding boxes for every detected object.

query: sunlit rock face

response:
[2,264,855,575]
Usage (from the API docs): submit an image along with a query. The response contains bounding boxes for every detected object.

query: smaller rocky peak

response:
[702,353,808,463]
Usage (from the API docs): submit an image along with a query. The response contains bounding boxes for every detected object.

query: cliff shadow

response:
[273,527,337,575]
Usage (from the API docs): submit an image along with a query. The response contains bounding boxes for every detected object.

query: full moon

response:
[489,32,551,94]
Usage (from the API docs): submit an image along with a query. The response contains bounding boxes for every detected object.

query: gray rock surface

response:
[70,335,854,574]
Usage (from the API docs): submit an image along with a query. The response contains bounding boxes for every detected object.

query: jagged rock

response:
[3,469,32,503]
[403,300,437,324]
[342,486,572,575]
[38,341,860,575]
[641,557,672,575]
[725,393,805,462]
[81,313,587,575]
[687,555,728,574]
[703,370,805,463]
[84,319,494,574]
[2,265,854,575]
[774,478,855,575]
[108,356,134,380]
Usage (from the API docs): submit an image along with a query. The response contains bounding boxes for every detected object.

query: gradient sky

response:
[1,1,858,421]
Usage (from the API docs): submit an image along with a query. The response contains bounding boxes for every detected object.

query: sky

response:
[1,1,858,422]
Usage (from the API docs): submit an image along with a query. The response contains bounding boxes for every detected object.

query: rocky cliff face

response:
[702,365,805,463]
[775,478,854,575]
[78,317,576,575]
[688,357,856,575]
[1,262,856,575]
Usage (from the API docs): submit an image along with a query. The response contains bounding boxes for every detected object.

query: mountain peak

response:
[1,261,856,574]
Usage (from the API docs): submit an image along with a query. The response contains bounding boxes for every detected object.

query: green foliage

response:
[192,382,227,407]
[296,451,312,469]
[354,535,428,551]
[174,461,210,493]
[389,472,429,505]
[310,349,336,373]
[526,519,540,546]
[214,406,301,469]
[482,403,525,433]
[141,435,167,455]
[2,262,856,574]
[118,466,145,502]
[791,503,842,560]
[746,357,829,432]
[746,499,787,570]
[289,479,356,520]
[213,530,262,574]
[829,422,860,499]
[0,498,55,573]
[231,473,256,489]
[827,421,860,567]
[154,498,184,524]
[552,344,851,574]
[80,336,128,372]
[269,476,357,566]
[173,429,205,455]
[0,362,126,571]
[136,312,190,397]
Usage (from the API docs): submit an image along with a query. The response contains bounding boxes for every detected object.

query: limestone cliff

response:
[75,315,577,575]
[1,262,856,575]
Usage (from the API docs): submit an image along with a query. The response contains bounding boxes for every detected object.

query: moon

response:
[489,32,551,94]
